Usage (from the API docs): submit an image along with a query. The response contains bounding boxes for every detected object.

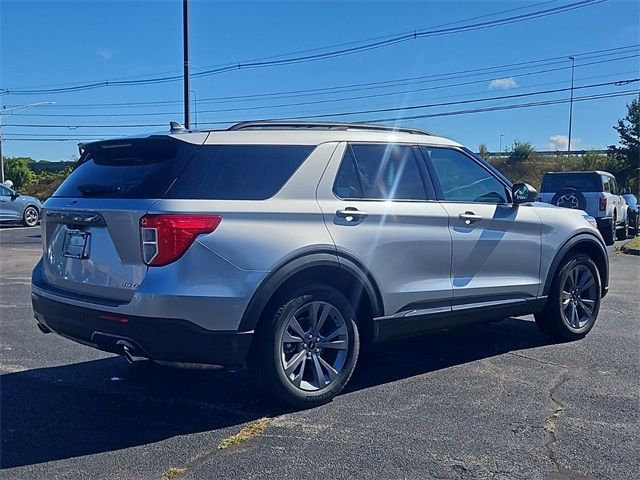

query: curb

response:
[620,239,640,256]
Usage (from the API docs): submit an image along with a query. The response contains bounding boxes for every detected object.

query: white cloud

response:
[547,135,581,151]
[96,48,113,61]
[489,77,517,90]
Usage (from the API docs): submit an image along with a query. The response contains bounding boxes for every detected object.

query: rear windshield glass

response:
[540,173,602,193]
[166,145,314,200]
[53,138,197,199]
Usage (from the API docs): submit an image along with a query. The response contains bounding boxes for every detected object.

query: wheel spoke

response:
[578,274,595,292]
[315,304,332,335]
[288,316,307,339]
[291,356,307,387]
[283,330,304,344]
[284,350,306,376]
[561,290,572,306]
[323,324,347,342]
[317,339,348,350]
[311,354,327,388]
[580,298,596,307]
[318,355,339,380]
[571,303,580,328]
[577,299,594,320]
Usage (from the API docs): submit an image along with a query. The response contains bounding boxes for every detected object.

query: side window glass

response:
[602,176,610,192]
[0,186,10,196]
[422,147,508,203]
[610,178,618,195]
[349,144,426,200]
[333,147,363,199]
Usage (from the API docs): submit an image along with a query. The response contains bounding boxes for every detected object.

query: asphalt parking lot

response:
[1,225,638,480]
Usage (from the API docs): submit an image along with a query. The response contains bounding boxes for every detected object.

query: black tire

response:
[535,254,601,342]
[22,205,39,227]
[599,218,615,246]
[551,188,587,210]
[616,217,629,241]
[248,285,360,408]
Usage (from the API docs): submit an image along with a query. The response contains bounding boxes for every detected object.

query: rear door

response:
[420,146,542,307]
[39,135,205,302]
[316,142,452,319]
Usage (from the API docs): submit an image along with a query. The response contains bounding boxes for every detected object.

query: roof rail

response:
[227,120,432,136]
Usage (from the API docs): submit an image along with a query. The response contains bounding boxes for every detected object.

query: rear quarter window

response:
[166,145,315,200]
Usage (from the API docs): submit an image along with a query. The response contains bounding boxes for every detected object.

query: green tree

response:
[608,98,639,193]
[4,157,36,190]
[478,144,490,160]
[507,141,535,164]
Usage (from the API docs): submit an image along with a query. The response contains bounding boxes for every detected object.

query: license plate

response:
[62,230,90,259]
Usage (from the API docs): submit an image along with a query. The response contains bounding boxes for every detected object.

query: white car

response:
[539,171,628,245]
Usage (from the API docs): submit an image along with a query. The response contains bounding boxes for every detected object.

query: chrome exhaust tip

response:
[116,340,147,364]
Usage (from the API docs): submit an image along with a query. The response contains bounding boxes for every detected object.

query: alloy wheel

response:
[279,301,349,392]
[24,207,38,227]
[561,265,597,330]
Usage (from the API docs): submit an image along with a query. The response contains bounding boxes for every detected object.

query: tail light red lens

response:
[140,214,222,266]
[599,195,607,211]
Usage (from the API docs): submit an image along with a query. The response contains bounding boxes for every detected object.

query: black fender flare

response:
[542,232,609,297]
[238,247,384,331]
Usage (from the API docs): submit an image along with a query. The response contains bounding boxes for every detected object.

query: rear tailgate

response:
[38,135,206,303]
[41,199,157,303]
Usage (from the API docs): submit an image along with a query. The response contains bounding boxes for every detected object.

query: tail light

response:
[140,214,222,266]
[599,195,607,211]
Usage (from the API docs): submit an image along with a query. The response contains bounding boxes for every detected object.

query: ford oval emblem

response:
[67,200,78,206]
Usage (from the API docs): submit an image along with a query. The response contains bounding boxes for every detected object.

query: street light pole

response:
[183,0,190,129]
[0,101,55,183]
[499,134,505,154]
[567,56,575,156]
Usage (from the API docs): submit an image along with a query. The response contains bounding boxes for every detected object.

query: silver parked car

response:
[31,121,609,407]
[0,183,41,227]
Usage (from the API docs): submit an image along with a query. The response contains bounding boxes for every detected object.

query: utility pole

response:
[0,101,55,183]
[499,134,505,154]
[183,0,190,129]
[567,56,575,156]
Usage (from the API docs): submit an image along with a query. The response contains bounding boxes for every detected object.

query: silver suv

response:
[31,121,609,407]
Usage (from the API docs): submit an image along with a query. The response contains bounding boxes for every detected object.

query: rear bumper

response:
[31,293,253,366]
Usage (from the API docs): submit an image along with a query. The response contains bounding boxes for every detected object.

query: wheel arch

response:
[543,233,609,298]
[239,248,384,346]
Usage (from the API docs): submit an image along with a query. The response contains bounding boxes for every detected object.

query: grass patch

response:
[161,467,186,480]
[217,417,270,450]
[623,236,640,250]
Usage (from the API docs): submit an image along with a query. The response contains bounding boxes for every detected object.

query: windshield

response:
[540,173,602,193]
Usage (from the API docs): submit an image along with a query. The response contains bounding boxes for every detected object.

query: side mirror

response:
[11,191,20,199]
[512,183,538,204]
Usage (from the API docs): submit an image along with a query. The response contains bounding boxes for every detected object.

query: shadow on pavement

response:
[0,317,552,469]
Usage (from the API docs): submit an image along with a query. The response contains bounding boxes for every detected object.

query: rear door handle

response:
[458,211,482,224]
[336,207,368,221]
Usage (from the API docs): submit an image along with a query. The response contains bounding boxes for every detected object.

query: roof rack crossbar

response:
[227,121,432,136]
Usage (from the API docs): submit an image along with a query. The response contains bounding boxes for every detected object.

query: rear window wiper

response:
[77,184,121,197]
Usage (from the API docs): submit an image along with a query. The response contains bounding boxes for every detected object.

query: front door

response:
[420,146,542,308]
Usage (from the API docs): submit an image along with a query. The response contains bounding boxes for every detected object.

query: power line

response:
[4,89,637,142]
[1,1,562,93]
[1,0,606,96]
[7,44,635,112]
[4,77,638,129]
[11,54,639,118]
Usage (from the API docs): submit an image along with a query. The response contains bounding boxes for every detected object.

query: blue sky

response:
[1,0,639,161]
